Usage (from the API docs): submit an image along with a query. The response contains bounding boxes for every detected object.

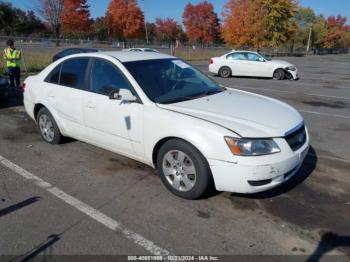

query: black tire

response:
[156,139,213,200]
[37,107,62,144]
[219,66,232,78]
[273,69,285,80]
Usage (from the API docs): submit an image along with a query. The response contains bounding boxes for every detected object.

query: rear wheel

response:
[273,69,285,80]
[219,66,232,78]
[37,107,62,144]
[156,139,213,200]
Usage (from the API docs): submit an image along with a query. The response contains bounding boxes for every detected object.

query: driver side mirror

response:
[109,89,137,102]
[258,57,265,62]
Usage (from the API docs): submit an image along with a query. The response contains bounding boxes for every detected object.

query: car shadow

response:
[307,232,350,262]
[229,146,317,199]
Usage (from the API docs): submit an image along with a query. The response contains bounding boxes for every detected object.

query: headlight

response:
[224,137,281,156]
[286,66,296,71]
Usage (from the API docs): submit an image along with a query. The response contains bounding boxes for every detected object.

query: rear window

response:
[227,53,246,60]
[59,58,89,89]
[45,64,61,84]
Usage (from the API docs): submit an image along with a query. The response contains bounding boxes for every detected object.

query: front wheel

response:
[273,69,285,80]
[156,139,213,200]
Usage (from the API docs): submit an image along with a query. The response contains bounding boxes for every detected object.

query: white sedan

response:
[123,48,159,53]
[209,51,299,80]
[23,51,309,199]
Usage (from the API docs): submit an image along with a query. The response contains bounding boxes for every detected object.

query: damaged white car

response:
[209,50,299,80]
[23,52,308,200]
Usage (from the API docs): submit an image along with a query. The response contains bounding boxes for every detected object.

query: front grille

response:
[285,125,306,151]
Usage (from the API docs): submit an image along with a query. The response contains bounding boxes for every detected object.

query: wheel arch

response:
[152,136,208,168]
[34,103,46,120]
[33,103,66,136]
[273,67,286,76]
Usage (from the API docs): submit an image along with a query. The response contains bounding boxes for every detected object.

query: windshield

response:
[124,59,224,104]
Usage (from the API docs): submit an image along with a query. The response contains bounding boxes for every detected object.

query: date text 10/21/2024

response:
[127,255,220,261]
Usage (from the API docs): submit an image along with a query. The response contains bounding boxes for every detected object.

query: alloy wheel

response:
[162,150,197,192]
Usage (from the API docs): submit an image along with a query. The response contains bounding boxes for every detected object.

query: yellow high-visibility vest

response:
[3,48,21,68]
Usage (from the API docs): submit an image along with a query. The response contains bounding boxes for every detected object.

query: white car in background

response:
[209,51,299,80]
[23,51,308,199]
[123,48,159,53]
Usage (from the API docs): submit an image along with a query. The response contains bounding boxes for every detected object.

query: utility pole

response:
[306,27,312,55]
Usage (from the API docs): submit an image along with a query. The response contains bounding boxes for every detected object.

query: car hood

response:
[158,89,303,138]
[267,59,294,67]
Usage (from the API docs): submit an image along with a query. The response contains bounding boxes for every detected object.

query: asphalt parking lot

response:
[0,54,349,260]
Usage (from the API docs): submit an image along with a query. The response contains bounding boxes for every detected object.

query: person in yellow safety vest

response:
[3,39,21,88]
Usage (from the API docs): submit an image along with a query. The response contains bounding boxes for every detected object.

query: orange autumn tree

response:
[61,0,92,35]
[155,18,183,42]
[221,0,267,48]
[182,1,220,44]
[324,15,350,48]
[106,0,144,41]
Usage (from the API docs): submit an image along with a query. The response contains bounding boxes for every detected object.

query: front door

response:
[245,53,270,77]
[83,58,144,158]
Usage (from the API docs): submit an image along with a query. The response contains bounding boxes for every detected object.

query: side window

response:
[246,53,261,61]
[59,58,89,89]
[227,53,246,61]
[45,64,61,84]
[90,59,132,96]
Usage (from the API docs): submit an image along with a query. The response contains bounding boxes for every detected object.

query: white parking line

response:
[0,155,170,256]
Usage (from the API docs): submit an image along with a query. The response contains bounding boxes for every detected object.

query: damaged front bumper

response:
[286,67,299,80]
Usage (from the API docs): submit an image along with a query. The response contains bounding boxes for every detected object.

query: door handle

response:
[86,102,96,109]
[48,93,55,98]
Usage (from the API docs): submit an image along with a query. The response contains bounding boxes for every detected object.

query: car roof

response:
[98,51,174,62]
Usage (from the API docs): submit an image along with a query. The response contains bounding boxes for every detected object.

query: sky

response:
[7,0,350,24]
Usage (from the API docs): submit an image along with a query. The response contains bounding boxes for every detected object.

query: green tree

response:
[0,2,45,36]
[0,2,15,35]
[311,15,326,48]
[14,10,46,36]
[91,16,108,41]
[292,7,317,48]
[258,0,298,47]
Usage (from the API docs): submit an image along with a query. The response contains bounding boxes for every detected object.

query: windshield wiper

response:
[159,96,196,104]
[159,88,224,104]
[204,89,223,96]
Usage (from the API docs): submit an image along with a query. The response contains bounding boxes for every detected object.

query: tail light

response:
[210,59,214,64]
[22,82,26,93]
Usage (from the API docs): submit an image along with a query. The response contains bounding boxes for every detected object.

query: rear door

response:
[45,57,89,139]
[82,58,144,158]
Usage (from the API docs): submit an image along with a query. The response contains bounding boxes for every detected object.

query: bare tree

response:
[36,0,63,45]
